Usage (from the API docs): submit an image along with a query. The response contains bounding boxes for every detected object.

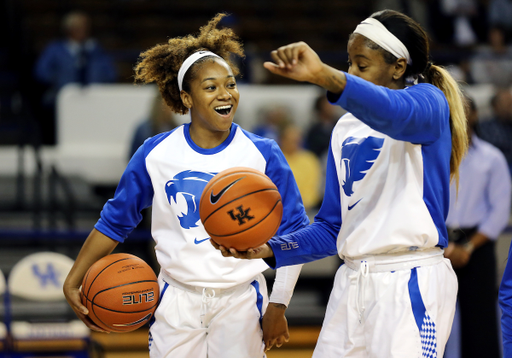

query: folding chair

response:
[0,269,6,352]
[7,251,90,357]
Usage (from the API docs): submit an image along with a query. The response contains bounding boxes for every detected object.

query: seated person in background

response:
[129,93,178,159]
[445,94,511,358]
[470,26,512,87]
[279,124,322,212]
[252,104,291,142]
[304,94,341,159]
[475,88,512,173]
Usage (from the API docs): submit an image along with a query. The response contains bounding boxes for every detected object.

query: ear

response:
[180,91,192,109]
[393,58,408,80]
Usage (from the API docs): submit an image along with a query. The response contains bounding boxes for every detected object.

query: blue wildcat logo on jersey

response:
[165,170,216,229]
[340,136,384,197]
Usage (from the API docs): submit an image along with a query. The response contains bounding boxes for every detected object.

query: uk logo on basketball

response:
[228,205,255,225]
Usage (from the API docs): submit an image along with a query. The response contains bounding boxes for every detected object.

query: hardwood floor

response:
[95,326,320,358]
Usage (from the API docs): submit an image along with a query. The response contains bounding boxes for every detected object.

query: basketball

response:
[80,253,159,333]
[199,167,283,251]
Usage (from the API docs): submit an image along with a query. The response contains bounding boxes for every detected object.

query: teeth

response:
[215,105,232,110]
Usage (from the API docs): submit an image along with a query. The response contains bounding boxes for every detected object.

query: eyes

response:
[204,81,237,91]
[347,60,367,71]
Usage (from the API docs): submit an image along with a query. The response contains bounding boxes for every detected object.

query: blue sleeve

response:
[267,141,340,268]
[331,74,450,144]
[261,141,310,234]
[500,243,512,357]
[94,141,155,242]
[35,42,60,84]
[89,45,118,83]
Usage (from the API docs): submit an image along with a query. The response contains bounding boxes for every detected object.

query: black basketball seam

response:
[200,170,271,211]
[84,256,136,298]
[208,198,282,237]
[202,188,280,225]
[91,302,158,315]
[90,284,158,330]
[91,304,156,332]
[90,279,158,301]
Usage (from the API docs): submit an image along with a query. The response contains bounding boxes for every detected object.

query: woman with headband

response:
[63,13,309,358]
[215,9,468,357]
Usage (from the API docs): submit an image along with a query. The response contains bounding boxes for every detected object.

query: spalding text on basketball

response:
[228,205,255,225]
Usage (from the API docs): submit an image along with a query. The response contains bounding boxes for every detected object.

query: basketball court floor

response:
[92,326,319,358]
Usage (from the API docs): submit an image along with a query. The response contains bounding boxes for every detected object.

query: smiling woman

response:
[62,13,310,358]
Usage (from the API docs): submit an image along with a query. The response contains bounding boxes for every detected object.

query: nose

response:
[217,86,232,100]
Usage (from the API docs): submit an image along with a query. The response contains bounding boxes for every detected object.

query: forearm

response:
[270,264,303,306]
[64,228,119,289]
[464,232,490,255]
[314,64,347,95]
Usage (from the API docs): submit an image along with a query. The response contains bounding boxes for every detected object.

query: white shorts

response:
[313,248,457,358]
[149,272,268,358]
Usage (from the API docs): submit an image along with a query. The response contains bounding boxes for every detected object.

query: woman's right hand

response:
[63,284,110,333]
[210,240,275,260]
[263,41,347,94]
[263,42,325,84]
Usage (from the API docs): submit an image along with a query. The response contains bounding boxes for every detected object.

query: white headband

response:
[177,51,222,91]
[353,17,412,65]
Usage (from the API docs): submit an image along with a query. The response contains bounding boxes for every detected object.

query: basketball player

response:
[215,10,468,358]
[63,14,309,358]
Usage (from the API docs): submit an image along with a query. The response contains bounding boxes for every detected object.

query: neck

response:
[189,123,230,149]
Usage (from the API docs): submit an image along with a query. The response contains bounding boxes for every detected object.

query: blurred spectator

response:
[470,26,512,87]
[252,104,292,142]
[444,94,511,358]
[304,94,340,158]
[279,124,322,212]
[488,0,512,38]
[129,93,178,159]
[34,10,117,144]
[428,0,488,46]
[372,0,432,34]
[476,88,512,172]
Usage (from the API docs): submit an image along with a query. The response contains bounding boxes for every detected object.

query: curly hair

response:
[134,13,244,115]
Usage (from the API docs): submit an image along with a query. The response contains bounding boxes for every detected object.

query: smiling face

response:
[347,34,406,89]
[181,58,240,148]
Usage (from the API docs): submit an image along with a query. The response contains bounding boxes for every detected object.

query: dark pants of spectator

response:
[451,227,500,358]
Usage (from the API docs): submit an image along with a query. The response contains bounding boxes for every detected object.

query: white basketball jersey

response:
[95,123,309,288]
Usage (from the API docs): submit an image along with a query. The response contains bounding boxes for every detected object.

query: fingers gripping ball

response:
[80,253,159,333]
[200,167,283,251]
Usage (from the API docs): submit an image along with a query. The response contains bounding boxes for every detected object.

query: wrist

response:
[463,241,475,255]
[315,64,346,93]
[269,302,287,310]
[444,242,455,256]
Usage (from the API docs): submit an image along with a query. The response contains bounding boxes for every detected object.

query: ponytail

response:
[426,64,468,186]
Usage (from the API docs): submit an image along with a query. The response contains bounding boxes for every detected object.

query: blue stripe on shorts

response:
[148,281,170,350]
[408,267,438,358]
[251,280,264,326]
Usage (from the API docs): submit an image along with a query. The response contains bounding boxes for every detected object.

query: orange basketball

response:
[80,253,159,333]
[199,167,283,251]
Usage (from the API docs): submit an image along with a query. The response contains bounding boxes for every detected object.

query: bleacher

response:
[16,0,372,83]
